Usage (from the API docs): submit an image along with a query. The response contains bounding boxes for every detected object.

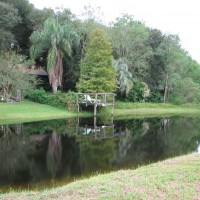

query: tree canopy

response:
[0,51,37,102]
[0,2,21,51]
[30,17,80,94]
[76,29,116,93]
[0,2,200,103]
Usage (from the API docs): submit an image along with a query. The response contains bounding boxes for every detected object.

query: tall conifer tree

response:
[77,29,116,92]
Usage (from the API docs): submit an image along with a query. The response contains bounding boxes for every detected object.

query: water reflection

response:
[78,116,115,139]
[0,116,200,191]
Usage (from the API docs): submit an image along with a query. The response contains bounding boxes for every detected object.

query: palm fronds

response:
[113,58,134,96]
[30,17,80,93]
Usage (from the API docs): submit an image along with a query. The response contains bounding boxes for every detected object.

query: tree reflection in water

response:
[0,116,200,191]
[46,130,62,178]
[0,124,35,185]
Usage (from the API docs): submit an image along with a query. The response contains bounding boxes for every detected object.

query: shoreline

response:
[1,153,199,199]
[1,101,200,125]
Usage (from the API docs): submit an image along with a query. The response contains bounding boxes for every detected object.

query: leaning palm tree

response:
[30,17,79,94]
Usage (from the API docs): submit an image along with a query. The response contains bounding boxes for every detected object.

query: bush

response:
[126,81,144,102]
[25,88,48,104]
[116,81,145,102]
[26,89,77,111]
[168,92,184,105]
[62,91,77,111]
[46,91,66,109]
[191,92,200,104]
[146,92,163,103]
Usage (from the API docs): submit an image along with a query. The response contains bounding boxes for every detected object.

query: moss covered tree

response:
[77,29,116,93]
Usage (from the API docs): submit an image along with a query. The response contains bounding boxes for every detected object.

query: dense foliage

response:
[0,1,200,104]
[0,1,21,51]
[26,88,77,110]
[0,51,37,102]
[30,17,80,94]
[76,29,116,92]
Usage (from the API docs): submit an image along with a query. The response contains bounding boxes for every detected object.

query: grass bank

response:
[0,101,88,125]
[1,100,200,125]
[114,101,200,117]
[1,153,200,200]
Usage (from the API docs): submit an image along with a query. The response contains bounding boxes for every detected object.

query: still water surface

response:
[0,116,200,191]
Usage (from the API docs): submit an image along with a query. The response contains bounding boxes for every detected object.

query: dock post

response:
[94,103,97,116]
[111,93,115,116]
[77,104,79,113]
[94,116,97,139]
[77,94,79,113]
[95,93,97,103]
[111,105,114,116]
[104,93,106,105]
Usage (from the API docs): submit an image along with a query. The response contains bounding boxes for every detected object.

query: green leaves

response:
[30,17,79,61]
[113,58,134,96]
[0,51,38,102]
[30,17,80,93]
[109,14,153,78]
[77,29,116,93]
[0,2,21,50]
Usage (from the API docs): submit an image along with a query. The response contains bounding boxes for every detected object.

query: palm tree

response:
[113,58,134,96]
[30,17,79,94]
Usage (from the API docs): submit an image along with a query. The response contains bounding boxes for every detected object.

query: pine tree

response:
[77,29,116,92]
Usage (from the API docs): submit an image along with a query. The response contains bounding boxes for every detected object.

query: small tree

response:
[77,29,116,92]
[0,51,37,102]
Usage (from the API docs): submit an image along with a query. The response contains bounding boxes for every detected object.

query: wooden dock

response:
[77,93,115,116]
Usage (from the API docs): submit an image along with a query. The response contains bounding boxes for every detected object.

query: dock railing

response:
[77,93,115,116]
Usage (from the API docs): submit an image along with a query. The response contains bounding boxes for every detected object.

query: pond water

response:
[0,116,200,192]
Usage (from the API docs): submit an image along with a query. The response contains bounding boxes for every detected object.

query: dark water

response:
[0,116,200,192]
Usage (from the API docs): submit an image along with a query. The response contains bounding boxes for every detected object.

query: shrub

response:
[25,88,48,104]
[168,92,184,105]
[126,81,145,102]
[191,92,200,104]
[46,91,66,109]
[65,91,77,111]
[26,89,77,111]
[146,92,163,103]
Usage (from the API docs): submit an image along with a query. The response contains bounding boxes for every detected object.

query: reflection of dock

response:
[77,116,118,140]
[77,93,115,116]
[82,124,115,140]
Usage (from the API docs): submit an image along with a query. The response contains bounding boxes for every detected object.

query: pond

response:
[0,116,200,192]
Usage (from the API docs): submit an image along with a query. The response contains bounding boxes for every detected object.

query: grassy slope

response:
[1,100,200,124]
[114,102,200,116]
[0,101,81,125]
[1,154,200,200]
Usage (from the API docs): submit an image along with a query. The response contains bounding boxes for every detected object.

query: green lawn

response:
[1,153,200,200]
[114,101,200,117]
[1,100,200,124]
[0,101,82,125]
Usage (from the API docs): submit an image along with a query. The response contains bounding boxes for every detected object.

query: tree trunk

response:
[52,77,57,94]
[51,46,63,94]
[4,86,10,102]
[164,85,167,103]
[163,73,168,103]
